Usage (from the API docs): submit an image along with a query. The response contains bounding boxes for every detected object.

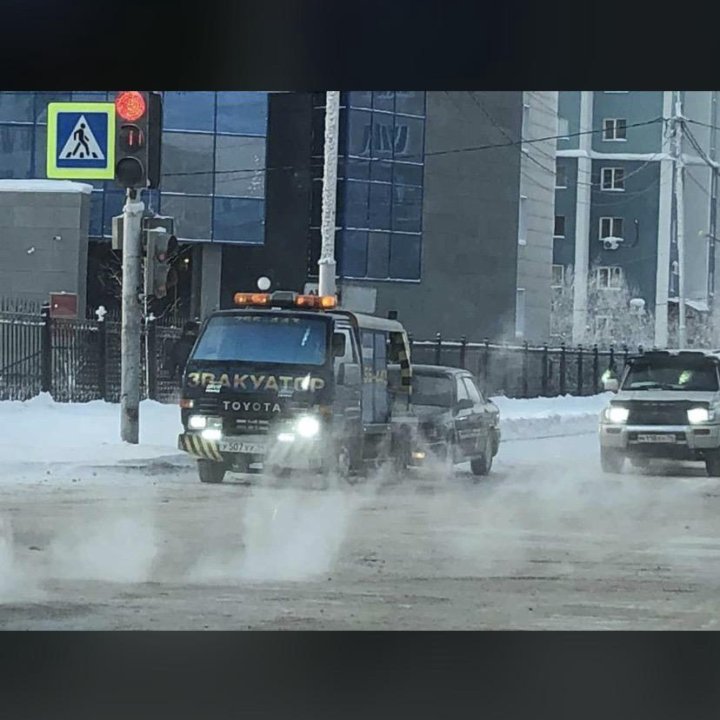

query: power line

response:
[161,116,665,178]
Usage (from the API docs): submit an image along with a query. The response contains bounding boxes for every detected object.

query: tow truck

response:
[177,290,417,483]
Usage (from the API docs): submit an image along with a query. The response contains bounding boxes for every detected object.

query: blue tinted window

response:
[367,232,390,278]
[345,91,372,109]
[395,91,425,116]
[368,182,391,230]
[373,91,395,112]
[0,93,34,123]
[161,131,214,194]
[395,116,424,163]
[216,92,268,135]
[392,185,422,233]
[161,194,212,241]
[389,234,421,280]
[393,162,423,186]
[371,112,395,160]
[0,125,33,179]
[341,180,370,228]
[212,197,265,243]
[193,314,328,365]
[72,92,107,103]
[346,109,372,157]
[340,230,368,277]
[163,91,215,131]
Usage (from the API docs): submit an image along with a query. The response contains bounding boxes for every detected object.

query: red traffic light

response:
[115,91,146,122]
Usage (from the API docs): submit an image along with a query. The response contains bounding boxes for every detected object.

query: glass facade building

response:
[311,91,426,281]
[0,91,268,244]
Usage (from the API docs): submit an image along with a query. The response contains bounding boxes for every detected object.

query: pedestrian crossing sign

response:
[46,102,115,180]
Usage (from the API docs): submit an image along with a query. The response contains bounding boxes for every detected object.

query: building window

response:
[315,91,425,282]
[555,162,567,188]
[601,167,625,191]
[552,264,565,289]
[558,117,569,139]
[599,216,624,240]
[602,118,627,141]
[554,215,566,238]
[515,288,526,338]
[595,266,623,290]
[518,196,527,245]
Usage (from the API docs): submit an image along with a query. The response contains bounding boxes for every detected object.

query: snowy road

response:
[1,430,720,629]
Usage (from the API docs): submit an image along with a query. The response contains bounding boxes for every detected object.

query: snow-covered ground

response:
[0,393,609,471]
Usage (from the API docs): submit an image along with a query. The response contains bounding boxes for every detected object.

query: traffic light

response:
[114,91,163,190]
[143,216,175,299]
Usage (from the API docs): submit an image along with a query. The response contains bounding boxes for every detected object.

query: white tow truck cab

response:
[599,349,720,476]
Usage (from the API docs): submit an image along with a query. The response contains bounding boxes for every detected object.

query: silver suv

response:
[599,350,720,476]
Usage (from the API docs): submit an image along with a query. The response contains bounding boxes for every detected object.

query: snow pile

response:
[0,179,93,194]
[0,392,612,473]
[0,393,183,467]
[492,393,611,441]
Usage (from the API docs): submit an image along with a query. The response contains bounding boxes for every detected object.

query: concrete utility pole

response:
[120,188,145,444]
[318,91,340,298]
[672,91,687,348]
[572,91,593,345]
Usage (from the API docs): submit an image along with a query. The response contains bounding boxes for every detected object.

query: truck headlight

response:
[606,406,629,424]
[296,415,320,438]
[688,407,712,424]
[201,428,222,441]
[188,415,207,429]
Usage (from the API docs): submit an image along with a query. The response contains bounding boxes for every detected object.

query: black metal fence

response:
[2,302,641,404]
[1,305,183,403]
[408,335,642,398]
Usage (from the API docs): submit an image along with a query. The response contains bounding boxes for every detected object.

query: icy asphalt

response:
[1,430,719,629]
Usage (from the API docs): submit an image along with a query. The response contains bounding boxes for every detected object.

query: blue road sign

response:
[47,102,115,180]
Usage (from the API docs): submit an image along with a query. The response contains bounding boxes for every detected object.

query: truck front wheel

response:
[198,459,226,484]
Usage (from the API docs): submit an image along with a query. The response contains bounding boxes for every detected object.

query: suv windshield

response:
[622,358,719,391]
[192,314,329,366]
[412,374,454,407]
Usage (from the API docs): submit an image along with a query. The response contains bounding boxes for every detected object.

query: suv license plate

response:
[636,433,676,444]
[218,440,265,454]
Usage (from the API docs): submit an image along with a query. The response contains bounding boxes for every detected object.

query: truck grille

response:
[627,401,697,425]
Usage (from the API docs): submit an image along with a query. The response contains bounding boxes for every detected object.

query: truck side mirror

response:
[603,378,619,393]
[332,333,346,357]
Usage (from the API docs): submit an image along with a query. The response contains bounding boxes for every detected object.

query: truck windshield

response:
[192,314,329,366]
[412,374,454,407]
[622,359,719,391]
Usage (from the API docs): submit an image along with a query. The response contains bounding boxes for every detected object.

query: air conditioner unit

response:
[602,237,623,251]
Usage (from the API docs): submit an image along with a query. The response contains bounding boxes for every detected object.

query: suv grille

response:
[626,401,698,425]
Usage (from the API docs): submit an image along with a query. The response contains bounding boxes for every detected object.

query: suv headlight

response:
[605,406,629,424]
[688,407,713,424]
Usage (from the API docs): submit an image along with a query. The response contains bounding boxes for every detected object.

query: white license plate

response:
[636,433,676,444]
[218,439,265,454]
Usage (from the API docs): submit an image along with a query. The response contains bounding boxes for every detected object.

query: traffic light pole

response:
[120,187,145,444]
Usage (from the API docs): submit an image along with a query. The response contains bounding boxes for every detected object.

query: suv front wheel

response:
[705,451,720,477]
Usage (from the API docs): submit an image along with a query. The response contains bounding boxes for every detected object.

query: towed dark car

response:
[410,364,500,476]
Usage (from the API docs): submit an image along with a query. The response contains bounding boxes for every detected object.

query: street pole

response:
[120,187,145,443]
[318,90,340,298]
[572,91,593,345]
[673,92,687,348]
